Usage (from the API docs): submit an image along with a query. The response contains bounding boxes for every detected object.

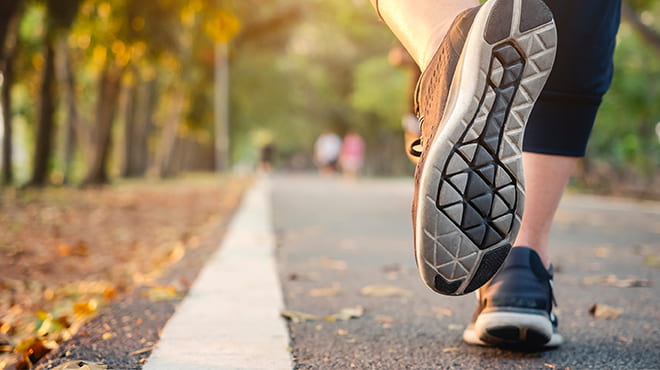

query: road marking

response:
[144,179,292,370]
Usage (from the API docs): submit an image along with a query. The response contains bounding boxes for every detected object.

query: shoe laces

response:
[408,115,424,158]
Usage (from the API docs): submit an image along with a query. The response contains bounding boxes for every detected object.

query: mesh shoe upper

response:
[465,246,561,347]
[474,246,555,317]
[411,5,480,235]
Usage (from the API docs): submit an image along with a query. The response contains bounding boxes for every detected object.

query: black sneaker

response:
[411,0,557,295]
[463,246,563,348]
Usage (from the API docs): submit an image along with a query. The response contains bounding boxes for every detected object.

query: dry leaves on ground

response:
[51,360,108,370]
[309,283,341,297]
[582,275,651,288]
[432,307,453,318]
[360,285,412,297]
[0,176,248,369]
[589,303,624,319]
[281,306,365,323]
[643,255,660,269]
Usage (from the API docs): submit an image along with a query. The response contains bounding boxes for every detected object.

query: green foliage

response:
[351,56,407,129]
[228,0,412,172]
[3,0,658,184]
[589,4,660,178]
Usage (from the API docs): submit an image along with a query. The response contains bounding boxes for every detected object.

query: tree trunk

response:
[0,1,20,57]
[122,76,155,177]
[136,78,156,174]
[152,88,184,178]
[1,11,20,185]
[55,36,79,184]
[120,71,138,177]
[29,42,57,187]
[82,63,122,186]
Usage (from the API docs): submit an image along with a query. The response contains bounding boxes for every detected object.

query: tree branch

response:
[622,0,660,54]
[233,7,302,47]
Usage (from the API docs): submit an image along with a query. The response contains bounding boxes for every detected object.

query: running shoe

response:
[411,0,557,295]
[463,246,563,348]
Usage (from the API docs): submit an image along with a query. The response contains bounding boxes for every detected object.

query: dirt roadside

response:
[0,176,250,369]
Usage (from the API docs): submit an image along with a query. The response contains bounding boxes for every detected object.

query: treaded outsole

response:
[415,0,557,295]
[463,310,563,348]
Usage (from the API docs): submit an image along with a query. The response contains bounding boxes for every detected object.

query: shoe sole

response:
[415,0,557,295]
[463,309,563,348]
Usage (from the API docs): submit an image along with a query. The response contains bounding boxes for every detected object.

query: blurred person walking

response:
[340,131,365,178]
[314,130,342,175]
[259,142,275,173]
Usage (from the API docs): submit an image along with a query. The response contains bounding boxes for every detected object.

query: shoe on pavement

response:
[411,0,557,295]
[462,246,563,348]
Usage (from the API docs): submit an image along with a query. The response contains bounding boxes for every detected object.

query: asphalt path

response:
[272,175,660,369]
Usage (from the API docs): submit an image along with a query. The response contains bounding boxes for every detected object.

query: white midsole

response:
[463,311,563,347]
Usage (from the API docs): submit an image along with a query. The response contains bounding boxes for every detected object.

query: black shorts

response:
[523,0,621,157]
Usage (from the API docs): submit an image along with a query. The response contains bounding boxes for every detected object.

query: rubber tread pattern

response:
[434,274,463,294]
[435,43,524,250]
[519,0,553,33]
[485,0,513,44]
[464,244,511,293]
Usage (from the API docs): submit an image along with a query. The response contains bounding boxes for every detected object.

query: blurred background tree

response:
[0,0,657,196]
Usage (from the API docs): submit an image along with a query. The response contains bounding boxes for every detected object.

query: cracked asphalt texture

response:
[273,175,660,370]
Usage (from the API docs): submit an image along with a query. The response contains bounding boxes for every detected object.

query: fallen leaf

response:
[309,283,341,297]
[129,347,155,355]
[337,329,348,335]
[101,332,115,340]
[103,288,117,300]
[57,244,72,257]
[73,300,98,317]
[442,347,459,353]
[360,284,412,297]
[142,285,184,301]
[281,306,364,323]
[643,255,660,269]
[318,257,347,271]
[589,303,623,319]
[51,360,109,369]
[432,307,453,317]
[14,338,51,365]
[328,306,365,321]
[543,364,556,369]
[280,310,323,323]
[582,275,651,288]
[167,243,186,263]
[72,242,90,257]
[616,336,632,343]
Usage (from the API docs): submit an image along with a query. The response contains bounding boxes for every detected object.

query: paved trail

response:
[272,175,659,369]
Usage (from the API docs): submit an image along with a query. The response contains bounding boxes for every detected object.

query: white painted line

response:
[144,179,292,370]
